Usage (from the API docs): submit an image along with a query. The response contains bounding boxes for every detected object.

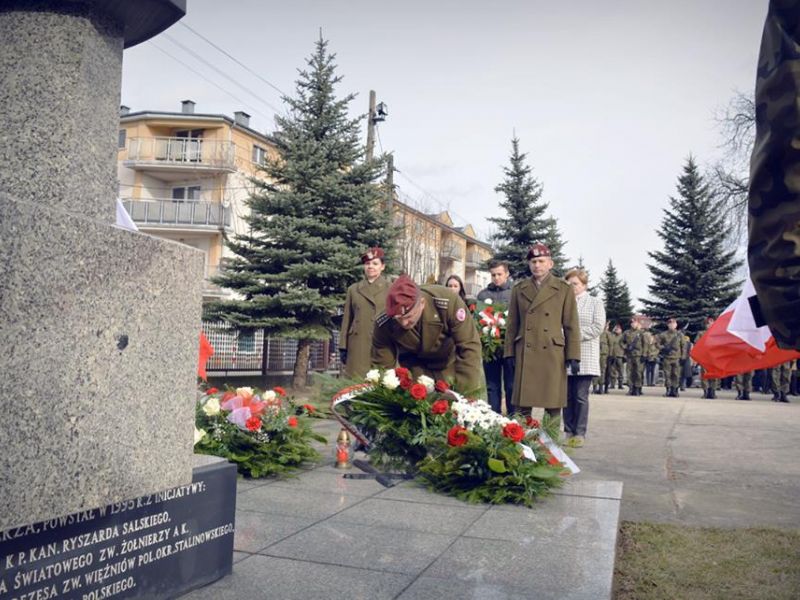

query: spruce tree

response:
[543,216,569,276]
[641,157,741,337]
[489,137,550,280]
[207,37,395,389]
[599,259,634,327]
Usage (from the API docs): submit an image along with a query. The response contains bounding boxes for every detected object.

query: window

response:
[252,145,267,165]
[171,185,202,202]
[118,129,126,149]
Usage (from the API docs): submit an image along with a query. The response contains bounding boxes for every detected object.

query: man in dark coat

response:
[504,243,581,420]
[477,259,514,414]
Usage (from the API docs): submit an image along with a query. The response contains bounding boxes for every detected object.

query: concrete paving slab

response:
[181,554,413,600]
[269,465,390,497]
[553,478,624,500]
[424,536,615,599]
[374,481,483,507]
[263,521,457,575]
[328,497,487,535]
[234,509,318,553]
[236,481,366,518]
[396,576,538,600]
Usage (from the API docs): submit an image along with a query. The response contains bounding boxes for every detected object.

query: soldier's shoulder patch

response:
[456,307,467,322]
[433,297,450,309]
[375,312,390,327]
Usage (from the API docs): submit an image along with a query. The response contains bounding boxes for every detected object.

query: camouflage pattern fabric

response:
[771,361,792,393]
[735,371,753,393]
[748,0,800,350]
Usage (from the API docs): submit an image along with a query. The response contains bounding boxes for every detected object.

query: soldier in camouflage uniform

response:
[594,322,611,394]
[621,317,645,396]
[735,371,753,401]
[642,329,658,386]
[770,361,792,403]
[657,318,685,397]
[696,316,720,398]
[607,323,624,391]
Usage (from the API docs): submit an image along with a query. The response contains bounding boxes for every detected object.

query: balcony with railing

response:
[440,242,464,261]
[123,137,236,173]
[465,251,485,269]
[122,198,231,230]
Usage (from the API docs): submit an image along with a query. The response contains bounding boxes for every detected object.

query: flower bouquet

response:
[471,298,508,362]
[195,386,326,478]
[333,369,576,506]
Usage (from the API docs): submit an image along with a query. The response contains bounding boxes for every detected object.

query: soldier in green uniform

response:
[594,322,611,394]
[621,317,645,395]
[372,274,484,394]
[643,328,659,387]
[339,247,390,379]
[657,318,684,397]
[735,371,753,400]
[697,316,720,398]
[748,0,800,352]
[607,323,625,392]
[770,361,792,403]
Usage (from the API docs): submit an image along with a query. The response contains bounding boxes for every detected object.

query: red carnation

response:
[206,387,219,395]
[287,416,298,428]
[274,386,287,397]
[469,304,476,312]
[502,422,525,443]
[245,416,262,432]
[435,380,449,392]
[525,416,540,429]
[222,391,236,402]
[410,383,428,400]
[303,403,316,413]
[399,375,413,390]
[447,425,468,447]
[395,367,410,378]
[484,306,494,314]
[431,399,449,415]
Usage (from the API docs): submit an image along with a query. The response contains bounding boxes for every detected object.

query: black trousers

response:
[484,358,514,414]
[564,376,592,436]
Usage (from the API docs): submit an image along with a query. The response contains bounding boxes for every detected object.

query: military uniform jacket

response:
[339,275,389,379]
[657,330,684,361]
[608,332,623,358]
[503,275,581,409]
[371,285,483,394]
[599,330,610,356]
[620,329,645,357]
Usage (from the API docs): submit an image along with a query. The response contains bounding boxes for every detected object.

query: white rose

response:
[236,386,254,397]
[499,318,506,326]
[417,375,435,392]
[194,427,206,445]
[365,369,381,383]
[262,390,277,401]
[203,397,221,416]
[482,326,489,334]
[484,298,493,305]
[382,370,400,390]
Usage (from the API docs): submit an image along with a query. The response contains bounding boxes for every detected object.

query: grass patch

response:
[614,521,800,599]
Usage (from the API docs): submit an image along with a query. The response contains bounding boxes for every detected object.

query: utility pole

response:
[365,90,377,162]
[386,153,394,213]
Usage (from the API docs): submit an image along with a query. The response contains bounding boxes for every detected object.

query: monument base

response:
[0,456,236,600]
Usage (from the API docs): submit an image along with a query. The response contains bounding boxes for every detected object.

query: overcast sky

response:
[121,0,768,307]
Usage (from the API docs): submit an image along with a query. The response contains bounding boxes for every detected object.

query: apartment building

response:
[117,100,275,301]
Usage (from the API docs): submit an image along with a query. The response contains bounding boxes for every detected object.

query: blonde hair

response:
[565,268,589,285]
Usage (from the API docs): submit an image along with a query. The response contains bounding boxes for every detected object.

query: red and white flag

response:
[691,278,800,378]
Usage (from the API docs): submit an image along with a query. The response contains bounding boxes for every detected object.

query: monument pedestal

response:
[0,456,236,600]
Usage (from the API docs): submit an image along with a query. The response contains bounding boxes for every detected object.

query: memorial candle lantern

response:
[335,428,353,469]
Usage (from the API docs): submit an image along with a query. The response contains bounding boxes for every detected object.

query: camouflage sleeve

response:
[503,286,520,359]
[748,0,800,350]
[370,319,397,370]
[448,296,484,394]
[339,287,353,351]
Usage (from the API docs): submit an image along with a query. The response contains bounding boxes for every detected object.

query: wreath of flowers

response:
[470,298,508,362]
[333,368,576,506]
[195,386,326,478]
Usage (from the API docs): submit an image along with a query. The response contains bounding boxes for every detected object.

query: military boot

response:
[673,387,680,398]
[780,391,790,403]
[711,389,717,399]
[742,391,751,400]
[772,391,780,402]
[603,383,609,394]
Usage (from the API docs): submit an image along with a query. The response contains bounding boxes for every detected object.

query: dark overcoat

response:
[504,275,580,409]
[339,275,389,379]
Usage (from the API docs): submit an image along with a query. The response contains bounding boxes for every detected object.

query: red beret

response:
[385,274,419,317]
[527,243,551,259]
[361,247,385,263]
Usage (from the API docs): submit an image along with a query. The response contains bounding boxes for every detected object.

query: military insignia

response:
[433,297,449,309]
[366,252,374,260]
[532,248,540,257]
[456,307,466,322]
[375,312,390,327]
